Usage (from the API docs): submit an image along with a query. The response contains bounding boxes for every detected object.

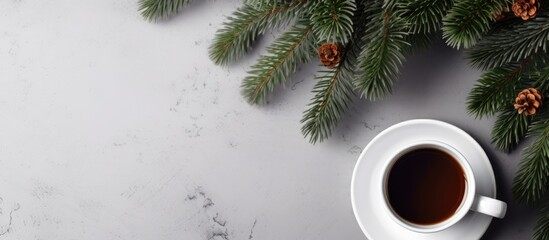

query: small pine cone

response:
[514,88,543,116]
[513,0,539,20]
[318,43,342,68]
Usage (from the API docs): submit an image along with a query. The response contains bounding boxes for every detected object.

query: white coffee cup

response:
[381,140,507,233]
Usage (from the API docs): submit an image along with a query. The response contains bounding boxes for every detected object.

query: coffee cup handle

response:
[470,195,507,218]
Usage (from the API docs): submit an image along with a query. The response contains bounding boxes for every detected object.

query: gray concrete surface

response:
[0,0,536,239]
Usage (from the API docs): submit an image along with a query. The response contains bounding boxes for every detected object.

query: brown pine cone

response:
[514,88,543,116]
[318,43,342,68]
[513,0,539,20]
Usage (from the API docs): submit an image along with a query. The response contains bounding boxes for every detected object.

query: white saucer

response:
[351,119,497,240]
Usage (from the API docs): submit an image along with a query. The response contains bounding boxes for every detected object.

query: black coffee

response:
[387,148,466,225]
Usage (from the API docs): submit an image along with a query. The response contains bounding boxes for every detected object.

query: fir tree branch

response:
[404,32,435,54]
[467,15,549,70]
[245,0,269,4]
[534,66,549,93]
[139,0,193,22]
[466,62,527,118]
[400,0,453,34]
[209,0,307,66]
[354,0,410,100]
[301,60,355,144]
[533,199,549,240]
[300,1,371,143]
[241,19,316,104]
[513,119,549,205]
[245,0,291,8]
[310,0,357,43]
[442,0,509,49]
[491,107,530,153]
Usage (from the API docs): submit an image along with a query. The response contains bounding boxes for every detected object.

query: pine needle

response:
[301,63,355,144]
[442,0,509,49]
[139,0,193,22]
[354,0,410,100]
[491,107,530,153]
[534,199,549,240]
[300,0,371,143]
[310,0,357,43]
[533,66,549,94]
[245,0,292,9]
[467,15,549,70]
[241,19,316,104]
[513,119,549,205]
[209,0,308,66]
[400,0,454,34]
[466,62,527,118]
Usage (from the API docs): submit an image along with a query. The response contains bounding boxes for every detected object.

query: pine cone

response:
[513,0,539,20]
[318,43,342,68]
[514,88,543,116]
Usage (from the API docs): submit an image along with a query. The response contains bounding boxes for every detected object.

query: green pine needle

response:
[310,0,356,43]
[404,32,435,54]
[534,199,549,240]
[246,0,305,12]
[139,0,193,22]
[442,0,509,49]
[467,15,549,70]
[513,119,549,205]
[466,63,526,118]
[491,107,530,153]
[354,0,410,100]
[300,0,371,144]
[301,57,355,144]
[400,0,453,34]
[245,0,290,8]
[533,66,549,93]
[209,0,307,66]
[241,19,316,104]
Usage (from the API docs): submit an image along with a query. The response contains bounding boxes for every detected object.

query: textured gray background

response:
[0,0,537,239]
